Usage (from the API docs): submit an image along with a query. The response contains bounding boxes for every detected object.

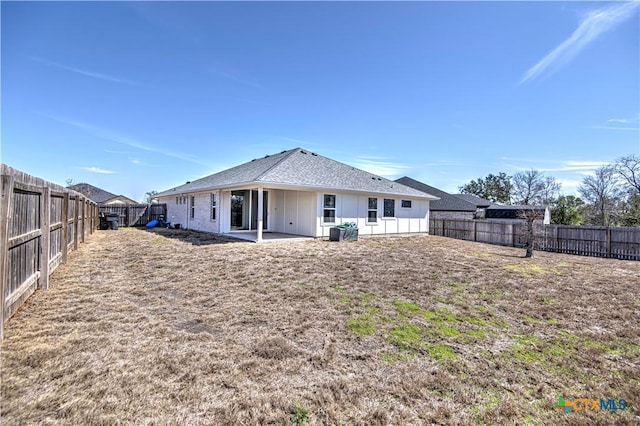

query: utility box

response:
[329,223,358,241]
[329,227,345,241]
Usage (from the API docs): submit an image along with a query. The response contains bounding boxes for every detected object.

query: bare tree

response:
[511,170,560,257]
[541,176,561,206]
[578,166,622,226]
[613,154,640,194]
[512,170,545,205]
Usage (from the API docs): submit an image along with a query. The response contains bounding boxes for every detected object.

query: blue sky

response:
[2,1,639,202]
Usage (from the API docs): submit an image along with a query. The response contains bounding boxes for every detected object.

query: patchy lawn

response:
[1,228,639,425]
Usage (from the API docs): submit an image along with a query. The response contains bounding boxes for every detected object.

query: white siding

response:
[163,189,430,238]
[315,192,429,237]
[271,189,316,236]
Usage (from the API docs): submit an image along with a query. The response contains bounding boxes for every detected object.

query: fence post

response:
[39,187,51,289]
[80,198,86,243]
[74,196,79,250]
[62,192,69,264]
[0,175,15,340]
[511,223,516,247]
[472,220,477,242]
[606,227,612,258]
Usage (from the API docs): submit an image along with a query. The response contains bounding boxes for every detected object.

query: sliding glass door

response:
[230,190,268,230]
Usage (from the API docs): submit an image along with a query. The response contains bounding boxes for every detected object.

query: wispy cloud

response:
[352,156,413,177]
[211,69,262,89]
[500,157,610,173]
[589,125,639,131]
[591,115,640,131]
[45,114,212,167]
[520,1,639,84]
[423,160,465,167]
[130,159,159,167]
[79,166,117,174]
[29,56,138,85]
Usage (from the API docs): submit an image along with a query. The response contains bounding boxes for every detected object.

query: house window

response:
[383,199,395,218]
[210,193,217,221]
[190,196,195,219]
[401,200,412,208]
[323,194,336,223]
[368,198,377,223]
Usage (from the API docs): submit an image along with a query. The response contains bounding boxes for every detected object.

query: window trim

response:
[367,197,378,224]
[190,195,195,219]
[210,193,217,221]
[322,194,336,224]
[383,198,395,218]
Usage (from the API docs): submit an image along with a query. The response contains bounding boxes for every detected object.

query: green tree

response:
[551,195,584,225]
[144,190,159,204]
[619,192,640,227]
[459,172,512,204]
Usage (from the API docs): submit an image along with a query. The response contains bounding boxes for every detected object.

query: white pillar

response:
[257,187,263,243]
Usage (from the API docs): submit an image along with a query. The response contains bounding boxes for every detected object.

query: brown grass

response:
[1,228,639,425]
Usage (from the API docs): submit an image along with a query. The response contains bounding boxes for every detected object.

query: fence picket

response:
[0,164,98,341]
[429,218,639,261]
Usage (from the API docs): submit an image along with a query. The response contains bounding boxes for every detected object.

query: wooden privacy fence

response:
[100,203,167,227]
[0,164,98,340]
[429,218,640,261]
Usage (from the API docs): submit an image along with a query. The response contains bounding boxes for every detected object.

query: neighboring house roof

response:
[454,193,492,208]
[485,204,548,220]
[157,148,439,199]
[395,177,476,211]
[68,183,137,204]
[486,204,546,210]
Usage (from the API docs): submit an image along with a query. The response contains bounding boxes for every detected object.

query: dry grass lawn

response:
[1,228,639,425]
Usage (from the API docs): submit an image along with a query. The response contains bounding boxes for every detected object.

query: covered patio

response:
[228,231,315,243]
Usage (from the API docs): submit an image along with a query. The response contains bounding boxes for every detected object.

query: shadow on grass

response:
[136,227,246,246]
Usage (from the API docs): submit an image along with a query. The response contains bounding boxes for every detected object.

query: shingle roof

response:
[68,183,118,203]
[157,148,438,199]
[394,177,477,211]
[67,183,137,204]
[454,193,492,207]
[486,204,545,211]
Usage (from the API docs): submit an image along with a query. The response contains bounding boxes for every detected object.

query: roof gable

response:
[68,183,118,203]
[68,183,137,204]
[158,148,437,199]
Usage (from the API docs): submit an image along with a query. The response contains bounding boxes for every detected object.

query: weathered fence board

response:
[429,218,640,261]
[0,163,98,340]
[99,203,167,227]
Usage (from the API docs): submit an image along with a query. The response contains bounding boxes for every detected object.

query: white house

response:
[156,148,439,242]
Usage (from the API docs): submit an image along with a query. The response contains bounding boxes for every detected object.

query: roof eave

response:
[157,181,439,200]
